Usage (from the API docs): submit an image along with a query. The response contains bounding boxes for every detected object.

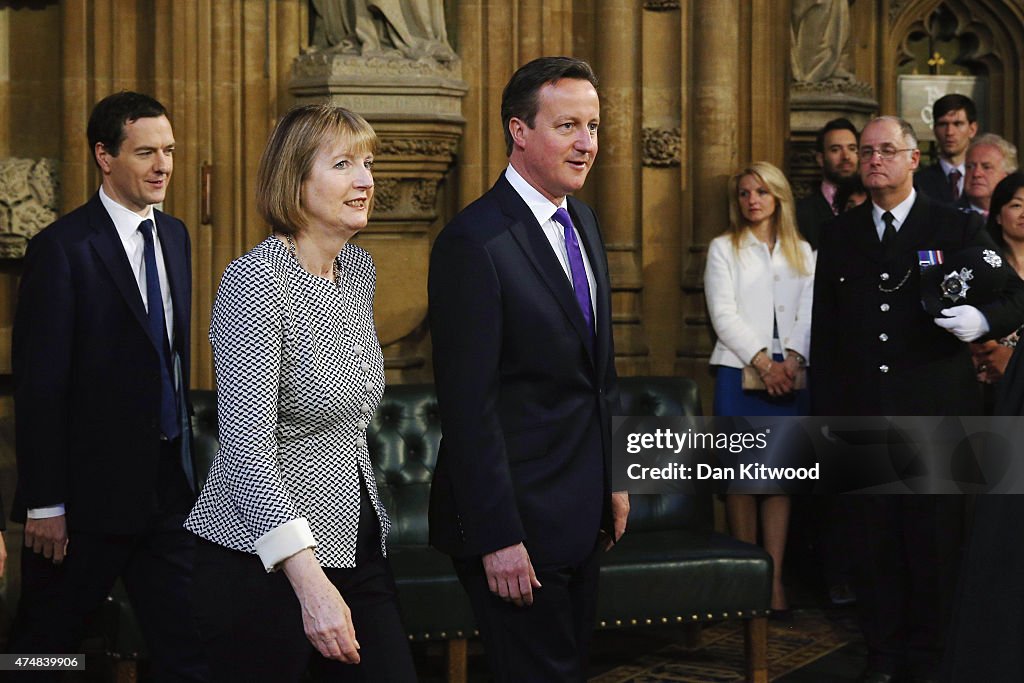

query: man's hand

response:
[602,491,630,551]
[971,339,1014,383]
[935,305,990,342]
[24,515,68,564]
[482,542,541,607]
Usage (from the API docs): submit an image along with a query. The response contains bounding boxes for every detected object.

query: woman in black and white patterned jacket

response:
[185,104,417,682]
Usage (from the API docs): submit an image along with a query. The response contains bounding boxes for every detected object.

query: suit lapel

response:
[155,211,189,352]
[495,177,598,363]
[86,194,165,356]
[845,201,888,263]
[87,195,151,331]
[568,197,610,375]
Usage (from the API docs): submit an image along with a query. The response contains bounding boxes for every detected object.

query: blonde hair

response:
[255,104,378,235]
[726,161,810,275]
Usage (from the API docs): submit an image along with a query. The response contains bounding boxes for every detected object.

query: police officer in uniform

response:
[810,116,1024,683]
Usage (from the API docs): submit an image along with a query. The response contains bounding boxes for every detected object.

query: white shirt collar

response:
[871,188,917,234]
[99,185,157,241]
[504,164,568,225]
[938,157,965,177]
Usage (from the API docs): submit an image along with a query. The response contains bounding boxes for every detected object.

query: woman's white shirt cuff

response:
[254,518,316,572]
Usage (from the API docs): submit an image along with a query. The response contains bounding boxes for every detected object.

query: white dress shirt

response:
[504,165,598,328]
[871,189,917,242]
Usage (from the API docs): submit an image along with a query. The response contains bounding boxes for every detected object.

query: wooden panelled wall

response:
[5,1,1020,409]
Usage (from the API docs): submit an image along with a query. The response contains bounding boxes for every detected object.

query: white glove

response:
[933,305,990,342]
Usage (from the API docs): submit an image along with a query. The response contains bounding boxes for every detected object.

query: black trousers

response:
[190,485,416,683]
[852,495,964,679]
[7,440,209,683]
[454,540,601,683]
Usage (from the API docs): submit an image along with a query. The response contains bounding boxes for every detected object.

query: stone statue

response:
[791,0,855,83]
[311,0,455,62]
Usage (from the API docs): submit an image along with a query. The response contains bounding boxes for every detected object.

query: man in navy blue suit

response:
[428,57,628,682]
[914,94,978,205]
[7,92,207,681]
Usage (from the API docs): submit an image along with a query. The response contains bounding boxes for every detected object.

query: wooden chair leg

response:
[744,617,768,683]
[112,659,138,683]
[681,622,703,650]
[446,638,468,683]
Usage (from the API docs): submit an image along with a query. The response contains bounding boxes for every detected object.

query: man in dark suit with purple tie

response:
[914,94,978,205]
[428,57,628,682]
[7,91,207,681]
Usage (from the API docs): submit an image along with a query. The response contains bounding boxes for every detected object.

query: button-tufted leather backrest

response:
[616,377,711,534]
[188,375,708,548]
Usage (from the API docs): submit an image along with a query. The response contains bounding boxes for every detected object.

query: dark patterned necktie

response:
[949,169,962,201]
[139,219,180,439]
[552,208,595,345]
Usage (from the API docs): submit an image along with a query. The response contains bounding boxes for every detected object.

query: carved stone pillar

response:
[290,54,467,383]
[639,1,684,376]
[678,1,742,385]
[593,0,647,375]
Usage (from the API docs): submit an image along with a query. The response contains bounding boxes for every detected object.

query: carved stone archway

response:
[886,0,1024,144]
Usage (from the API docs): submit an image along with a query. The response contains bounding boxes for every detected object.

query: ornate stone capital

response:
[641,127,681,167]
[643,0,680,10]
[0,158,59,259]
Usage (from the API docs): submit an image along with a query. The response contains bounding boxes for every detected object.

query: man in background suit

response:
[914,94,978,205]
[961,133,1017,216]
[796,117,859,249]
[811,116,1024,683]
[7,91,207,681]
[428,56,628,682]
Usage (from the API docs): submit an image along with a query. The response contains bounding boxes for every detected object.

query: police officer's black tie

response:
[881,211,897,249]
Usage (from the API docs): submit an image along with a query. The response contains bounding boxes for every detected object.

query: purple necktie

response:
[552,208,595,342]
[949,169,962,201]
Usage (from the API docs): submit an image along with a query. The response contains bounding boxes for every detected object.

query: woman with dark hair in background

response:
[704,161,815,616]
[970,172,1024,388]
[945,172,1024,683]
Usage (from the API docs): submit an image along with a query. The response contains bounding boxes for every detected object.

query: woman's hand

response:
[761,360,794,397]
[282,549,360,663]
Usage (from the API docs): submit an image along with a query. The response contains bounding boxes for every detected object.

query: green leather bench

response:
[102,376,772,682]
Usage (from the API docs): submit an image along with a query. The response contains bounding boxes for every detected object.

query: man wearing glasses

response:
[810,116,1024,683]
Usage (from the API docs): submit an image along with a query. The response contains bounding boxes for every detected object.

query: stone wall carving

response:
[310,0,455,62]
[643,0,680,9]
[641,127,681,167]
[378,137,458,157]
[372,178,400,213]
[411,179,437,212]
[0,158,59,259]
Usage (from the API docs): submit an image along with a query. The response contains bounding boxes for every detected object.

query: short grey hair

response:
[869,115,919,150]
[968,133,1019,174]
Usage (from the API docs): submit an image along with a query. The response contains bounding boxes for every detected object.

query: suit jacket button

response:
[880,272,890,281]
[880,303,890,312]
[879,364,890,373]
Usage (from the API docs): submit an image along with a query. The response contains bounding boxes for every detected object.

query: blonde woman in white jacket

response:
[704,161,814,617]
